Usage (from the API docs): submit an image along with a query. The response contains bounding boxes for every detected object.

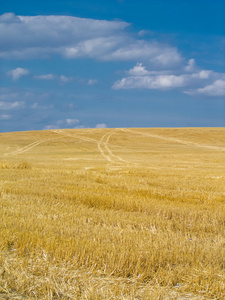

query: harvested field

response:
[0,128,225,299]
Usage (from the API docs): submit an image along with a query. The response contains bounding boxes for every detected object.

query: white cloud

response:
[113,63,225,96]
[64,36,124,59]
[31,103,38,109]
[0,13,182,68]
[64,47,79,58]
[0,12,21,23]
[193,70,212,79]
[103,40,182,67]
[44,125,59,130]
[44,118,81,130]
[0,114,11,120]
[185,59,196,72]
[153,47,182,67]
[0,13,128,59]
[113,74,187,90]
[127,63,150,76]
[2,13,224,99]
[0,88,53,107]
[34,74,73,83]
[0,101,24,110]
[138,30,154,37]
[95,123,107,128]
[186,79,225,97]
[7,67,29,80]
[88,79,98,85]
[66,119,79,125]
[60,75,73,83]
[127,63,171,76]
[35,74,55,80]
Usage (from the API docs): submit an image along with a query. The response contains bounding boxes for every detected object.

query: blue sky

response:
[0,0,225,132]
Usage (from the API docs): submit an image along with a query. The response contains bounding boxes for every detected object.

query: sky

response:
[0,0,225,132]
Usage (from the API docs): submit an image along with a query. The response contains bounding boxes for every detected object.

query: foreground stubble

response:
[0,128,224,299]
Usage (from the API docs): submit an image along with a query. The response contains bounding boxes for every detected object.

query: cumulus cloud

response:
[44,124,59,130]
[64,36,123,59]
[185,59,197,72]
[7,67,29,80]
[113,74,186,90]
[31,103,38,109]
[0,88,52,108]
[0,101,24,110]
[0,13,182,68]
[34,74,73,83]
[127,63,150,76]
[113,62,225,97]
[88,79,98,85]
[60,75,73,83]
[0,114,11,120]
[102,40,182,67]
[186,79,225,97]
[95,123,107,128]
[0,13,128,59]
[44,118,81,130]
[138,30,154,37]
[2,13,224,98]
[0,12,21,24]
[66,118,79,125]
[34,74,55,80]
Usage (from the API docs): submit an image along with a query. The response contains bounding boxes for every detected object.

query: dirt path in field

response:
[52,129,97,144]
[123,128,225,151]
[97,130,134,165]
[52,129,113,162]
[52,129,134,166]
[5,137,59,157]
[97,131,113,162]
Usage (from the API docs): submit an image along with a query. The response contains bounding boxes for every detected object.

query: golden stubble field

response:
[0,128,225,299]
